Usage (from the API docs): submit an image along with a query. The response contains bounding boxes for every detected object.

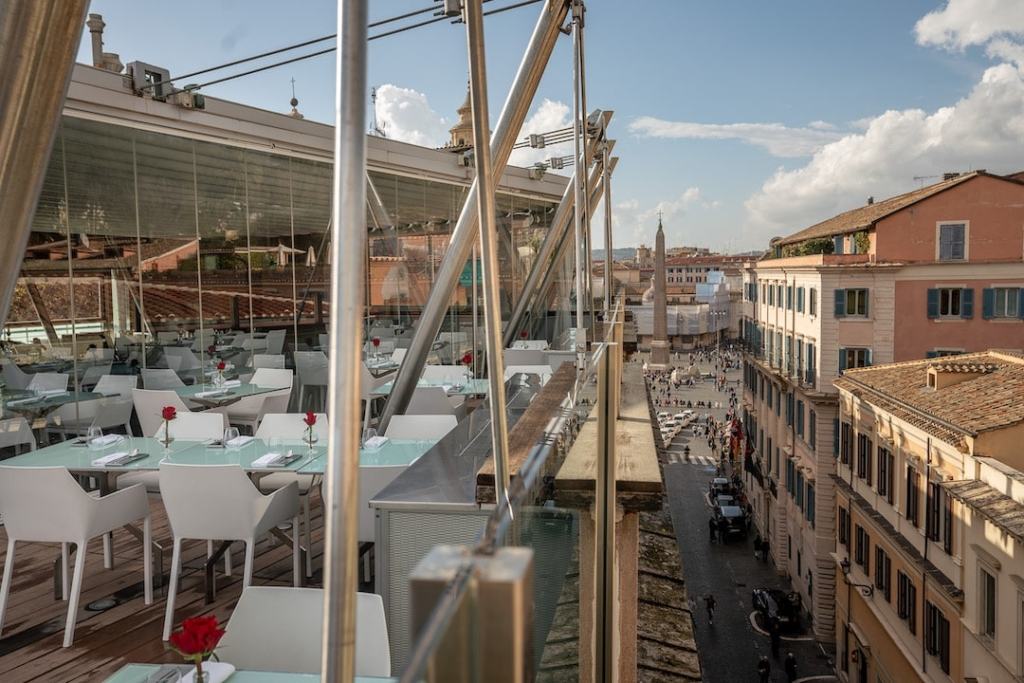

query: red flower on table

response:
[520,330,528,339]
[304,411,317,427]
[168,615,225,676]
[208,345,216,355]
[371,337,381,348]
[216,360,226,371]
[462,352,473,367]
[161,406,177,421]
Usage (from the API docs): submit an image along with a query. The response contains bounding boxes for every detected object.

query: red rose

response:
[207,345,216,355]
[216,360,226,371]
[372,337,381,348]
[462,353,473,366]
[169,615,224,657]
[303,411,317,427]
[520,330,528,339]
[162,406,177,421]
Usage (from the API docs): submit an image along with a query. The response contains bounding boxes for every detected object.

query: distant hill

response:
[591,247,636,262]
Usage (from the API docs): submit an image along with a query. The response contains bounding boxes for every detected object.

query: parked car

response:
[709,477,731,497]
[714,493,736,507]
[752,588,802,631]
[657,412,670,421]
[715,505,747,538]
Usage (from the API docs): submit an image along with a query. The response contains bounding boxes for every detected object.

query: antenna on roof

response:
[369,87,386,138]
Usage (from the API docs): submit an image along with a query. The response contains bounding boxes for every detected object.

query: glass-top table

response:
[176,382,280,408]
[370,377,489,397]
[105,663,393,682]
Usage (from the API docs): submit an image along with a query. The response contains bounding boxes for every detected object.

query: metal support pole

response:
[378,0,569,433]
[322,0,367,679]
[464,0,511,504]
[0,0,90,329]
[502,136,611,348]
[472,241,479,375]
[570,1,587,371]
[572,1,595,343]
[531,157,618,328]
[594,334,617,682]
[602,142,613,319]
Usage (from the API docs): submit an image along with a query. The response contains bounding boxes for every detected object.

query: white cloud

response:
[614,187,713,246]
[743,62,1024,243]
[915,0,1024,50]
[373,84,448,148]
[508,99,574,170]
[628,116,843,157]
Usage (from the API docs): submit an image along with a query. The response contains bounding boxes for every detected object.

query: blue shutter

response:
[960,288,973,318]
[863,289,869,317]
[982,288,995,319]
[1019,288,1024,319]
[838,348,847,373]
[926,351,938,358]
[834,235,844,254]
[926,288,940,318]
[865,348,872,367]
[833,418,840,457]
[834,289,846,317]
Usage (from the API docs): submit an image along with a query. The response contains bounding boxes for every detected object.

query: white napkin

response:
[225,435,253,448]
[91,451,129,466]
[39,389,68,397]
[363,435,389,450]
[441,384,454,393]
[195,389,229,398]
[180,662,236,683]
[222,379,242,388]
[252,451,293,467]
[6,397,39,407]
[89,434,122,448]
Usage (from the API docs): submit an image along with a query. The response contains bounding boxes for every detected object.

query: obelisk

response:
[649,216,670,368]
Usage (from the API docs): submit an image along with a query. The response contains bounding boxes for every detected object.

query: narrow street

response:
[647,352,836,683]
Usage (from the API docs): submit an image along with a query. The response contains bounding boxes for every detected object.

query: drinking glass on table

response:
[86,425,103,450]
[224,427,240,447]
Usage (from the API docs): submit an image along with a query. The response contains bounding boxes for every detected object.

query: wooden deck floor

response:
[0,493,326,682]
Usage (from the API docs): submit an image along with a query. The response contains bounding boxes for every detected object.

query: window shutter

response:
[960,288,973,318]
[926,288,940,318]
[834,289,846,317]
[926,351,938,359]
[838,348,847,373]
[981,288,995,319]
[1019,288,1024,319]
[863,290,869,317]
[833,418,840,456]
[865,348,872,366]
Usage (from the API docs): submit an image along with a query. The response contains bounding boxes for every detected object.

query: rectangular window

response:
[927,481,942,542]
[840,421,852,465]
[796,471,804,509]
[834,235,845,255]
[875,547,892,602]
[838,507,850,548]
[877,447,894,504]
[777,285,783,308]
[856,433,873,484]
[809,410,816,450]
[796,286,805,313]
[839,347,871,371]
[854,525,871,573]
[906,467,920,527]
[809,288,817,316]
[925,601,951,673]
[796,400,804,437]
[984,287,1022,319]
[786,285,793,310]
[806,483,815,527]
[980,567,996,641]
[938,287,962,316]
[835,288,869,316]
[898,571,917,634]
[938,222,966,261]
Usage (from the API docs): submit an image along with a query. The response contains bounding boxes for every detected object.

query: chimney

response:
[867,196,874,205]
[942,172,960,181]
[86,14,105,67]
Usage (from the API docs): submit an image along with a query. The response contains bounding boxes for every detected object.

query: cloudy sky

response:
[80,0,1024,251]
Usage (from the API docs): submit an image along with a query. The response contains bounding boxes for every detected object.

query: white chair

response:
[153,411,227,441]
[513,339,549,350]
[252,354,285,369]
[0,467,151,647]
[1,360,30,390]
[79,363,113,390]
[26,372,69,392]
[255,413,328,578]
[504,364,553,385]
[317,334,329,349]
[163,347,201,372]
[384,414,458,441]
[157,331,180,344]
[93,374,138,399]
[390,348,407,364]
[294,351,329,411]
[226,369,294,434]
[421,365,469,383]
[405,387,456,416]
[0,417,35,452]
[264,330,286,356]
[47,397,134,440]
[241,336,268,353]
[190,329,217,353]
[83,347,115,362]
[142,368,185,390]
[131,389,191,437]
[160,463,300,640]
[504,348,547,365]
[214,587,390,676]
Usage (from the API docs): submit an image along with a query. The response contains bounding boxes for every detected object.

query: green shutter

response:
[834,289,846,317]
[926,288,940,318]
[981,288,995,319]
[1019,288,1024,319]
[863,289,869,317]
[838,348,847,373]
[833,418,840,456]
[960,288,973,318]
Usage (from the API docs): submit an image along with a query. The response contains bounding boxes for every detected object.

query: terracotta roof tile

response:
[942,479,1024,545]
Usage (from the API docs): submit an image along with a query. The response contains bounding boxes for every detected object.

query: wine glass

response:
[371,337,381,362]
[86,425,103,450]
[224,427,240,447]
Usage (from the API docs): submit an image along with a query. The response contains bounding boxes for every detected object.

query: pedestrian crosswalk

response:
[664,451,718,467]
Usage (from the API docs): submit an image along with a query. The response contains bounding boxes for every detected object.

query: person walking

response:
[753,533,763,559]
[708,517,717,543]
[784,651,797,682]
[761,537,770,562]
[704,593,716,625]
[757,655,771,683]
[769,618,781,659]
